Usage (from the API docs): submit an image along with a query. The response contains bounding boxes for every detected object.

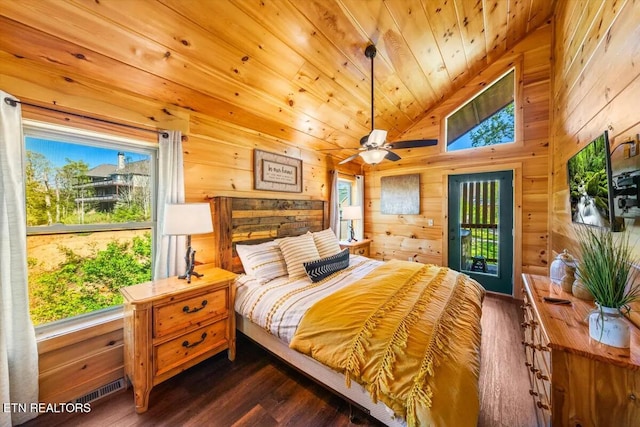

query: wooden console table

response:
[521,274,640,427]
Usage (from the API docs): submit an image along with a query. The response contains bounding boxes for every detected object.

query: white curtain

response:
[329,170,340,234]
[355,174,364,240]
[0,91,39,426]
[152,130,186,280]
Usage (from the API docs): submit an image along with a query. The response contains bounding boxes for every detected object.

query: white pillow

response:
[236,241,287,282]
[277,233,321,279]
[312,228,342,258]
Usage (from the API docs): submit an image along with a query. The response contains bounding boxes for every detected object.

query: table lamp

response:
[341,206,362,242]
[163,203,213,283]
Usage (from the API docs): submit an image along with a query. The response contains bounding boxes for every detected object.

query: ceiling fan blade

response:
[388,139,438,149]
[360,134,370,146]
[338,153,361,164]
[367,129,388,147]
[384,151,401,161]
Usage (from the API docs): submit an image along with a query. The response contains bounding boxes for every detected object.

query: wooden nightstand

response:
[121,265,236,413]
[339,239,371,257]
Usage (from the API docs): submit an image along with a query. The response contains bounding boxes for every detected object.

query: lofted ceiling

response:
[0,0,554,161]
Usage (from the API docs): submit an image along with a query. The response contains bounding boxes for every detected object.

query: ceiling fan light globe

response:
[360,149,387,164]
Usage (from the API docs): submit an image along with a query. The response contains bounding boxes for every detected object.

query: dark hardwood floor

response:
[21,294,537,427]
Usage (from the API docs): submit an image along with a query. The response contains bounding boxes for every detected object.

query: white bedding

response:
[235,254,380,343]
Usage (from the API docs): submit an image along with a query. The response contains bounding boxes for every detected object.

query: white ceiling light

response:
[359,149,388,165]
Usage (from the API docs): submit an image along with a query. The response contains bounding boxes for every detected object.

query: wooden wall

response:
[362,25,552,298]
[2,33,357,407]
[36,317,124,405]
[6,0,638,408]
[550,0,640,258]
[185,113,358,265]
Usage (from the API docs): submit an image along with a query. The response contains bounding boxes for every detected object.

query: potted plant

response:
[575,225,640,348]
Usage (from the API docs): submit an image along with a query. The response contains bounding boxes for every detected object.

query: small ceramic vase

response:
[588,305,630,348]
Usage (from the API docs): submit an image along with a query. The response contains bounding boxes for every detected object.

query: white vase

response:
[588,305,630,348]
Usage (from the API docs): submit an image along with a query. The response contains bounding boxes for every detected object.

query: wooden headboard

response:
[211,197,329,273]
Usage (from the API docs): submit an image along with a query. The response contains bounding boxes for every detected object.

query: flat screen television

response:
[567,130,620,230]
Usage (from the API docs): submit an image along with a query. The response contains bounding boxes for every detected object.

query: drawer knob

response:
[536,401,550,410]
[182,332,207,349]
[183,299,208,314]
[536,372,549,381]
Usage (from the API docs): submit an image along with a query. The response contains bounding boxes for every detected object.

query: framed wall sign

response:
[380,173,420,214]
[254,149,303,193]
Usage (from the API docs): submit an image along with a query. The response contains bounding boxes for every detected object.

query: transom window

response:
[446,69,515,152]
[24,122,157,327]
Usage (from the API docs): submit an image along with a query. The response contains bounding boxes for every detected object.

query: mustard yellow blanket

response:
[289,259,485,427]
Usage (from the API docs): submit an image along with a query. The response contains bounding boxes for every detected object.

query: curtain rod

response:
[4,97,169,139]
[331,170,362,178]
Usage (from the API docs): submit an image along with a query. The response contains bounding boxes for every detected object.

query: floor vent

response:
[74,378,126,405]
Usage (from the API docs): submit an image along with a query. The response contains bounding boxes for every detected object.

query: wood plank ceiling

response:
[0,0,554,162]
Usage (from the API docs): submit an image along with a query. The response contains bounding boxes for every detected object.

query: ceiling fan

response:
[340,44,438,165]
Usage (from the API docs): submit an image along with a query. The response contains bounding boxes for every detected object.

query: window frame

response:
[443,66,520,153]
[337,176,356,241]
[23,119,158,334]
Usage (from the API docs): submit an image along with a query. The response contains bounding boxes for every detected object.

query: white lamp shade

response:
[341,205,362,220]
[359,148,388,165]
[163,203,214,236]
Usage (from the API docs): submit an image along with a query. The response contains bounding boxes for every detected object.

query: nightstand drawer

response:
[354,246,369,257]
[154,287,229,339]
[339,239,371,258]
[155,320,228,377]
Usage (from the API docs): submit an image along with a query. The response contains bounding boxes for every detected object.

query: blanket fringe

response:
[369,267,449,403]
[343,265,427,387]
[405,273,482,426]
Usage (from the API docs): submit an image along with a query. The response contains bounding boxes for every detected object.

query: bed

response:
[211,197,485,427]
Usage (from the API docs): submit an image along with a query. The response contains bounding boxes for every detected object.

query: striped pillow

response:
[304,248,350,282]
[312,228,342,258]
[236,241,287,282]
[277,233,321,279]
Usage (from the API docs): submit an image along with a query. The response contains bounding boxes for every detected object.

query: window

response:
[337,177,354,240]
[446,69,515,152]
[24,122,157,327]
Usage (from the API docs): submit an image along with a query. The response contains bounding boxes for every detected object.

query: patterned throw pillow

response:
[312,228,342,258]
[236,241,287,282]
[277,233,321,279]
[304,248,350,283]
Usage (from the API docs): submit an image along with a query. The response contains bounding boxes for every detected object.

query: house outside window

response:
[446,69,515,152]
[24,122,157,327]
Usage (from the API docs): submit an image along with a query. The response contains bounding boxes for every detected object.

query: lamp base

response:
[178,245,204,283]
[348,223,358,242]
